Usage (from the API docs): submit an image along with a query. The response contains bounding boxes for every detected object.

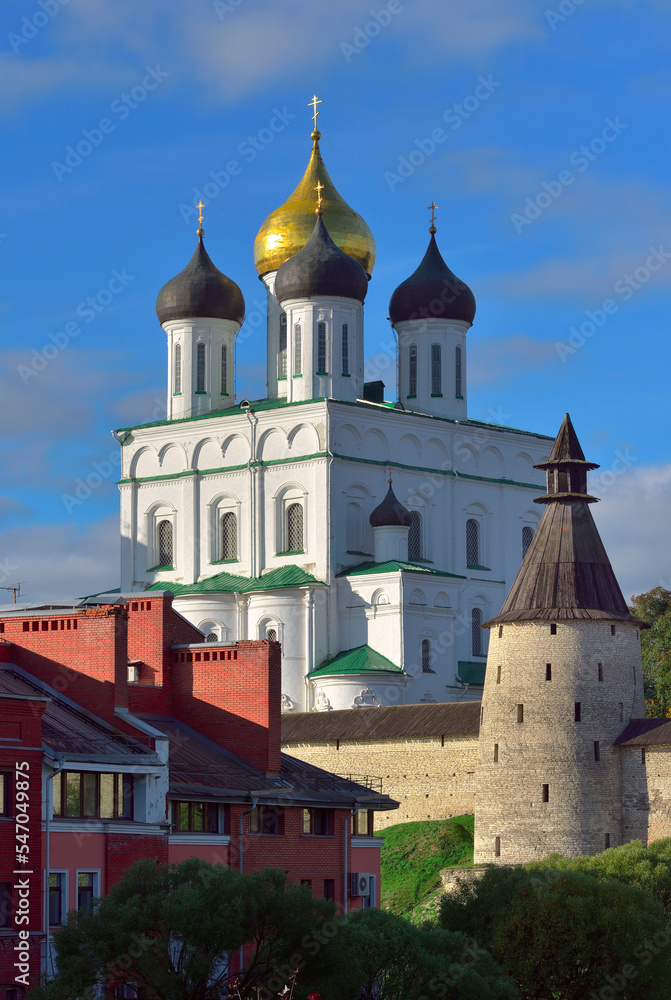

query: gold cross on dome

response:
[315,180,324,212]
[428,200,438,231]
[309,94,323,129]
[196,199,205,231]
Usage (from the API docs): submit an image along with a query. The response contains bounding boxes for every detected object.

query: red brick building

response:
[0,593,395,999]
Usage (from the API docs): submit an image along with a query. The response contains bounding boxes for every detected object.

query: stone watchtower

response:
[474,414,647,864]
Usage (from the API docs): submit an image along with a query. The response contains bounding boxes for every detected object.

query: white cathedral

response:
[116,107,554,712]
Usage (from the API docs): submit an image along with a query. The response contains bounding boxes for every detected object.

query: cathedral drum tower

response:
[474,414,647,863]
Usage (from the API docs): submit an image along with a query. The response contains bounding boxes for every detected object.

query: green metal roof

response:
[115,396,326,434]
[457,661,486,685]
[146,564,324,596]
[338,560,466,579]
[310,644,403,678]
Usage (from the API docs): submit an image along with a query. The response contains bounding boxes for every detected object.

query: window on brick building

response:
[53,772,133,820]
[49,873,66,926]
[249,805,284,836]
[302,808,334,836]
[352,810,374,836]
[0,883,12,928]
[171,801,225,834]
[323,879,335,900]
[0,772,10,816]
[77,872,98,913]
[6,988,26,1000]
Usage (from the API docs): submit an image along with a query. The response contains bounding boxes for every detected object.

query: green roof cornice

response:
[338,560,466,579]
[310,644,403,678]
[146,564,324,596]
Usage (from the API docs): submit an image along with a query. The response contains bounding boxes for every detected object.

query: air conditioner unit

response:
[350,872,374,897]
[127,664,139,683]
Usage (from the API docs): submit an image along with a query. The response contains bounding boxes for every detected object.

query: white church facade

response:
[116,107,553,712]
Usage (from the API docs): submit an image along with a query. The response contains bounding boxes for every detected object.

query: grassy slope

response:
[376,815,474,916]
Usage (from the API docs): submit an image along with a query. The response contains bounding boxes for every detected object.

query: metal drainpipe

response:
[44,757,64,978]
[238,796,258,975]
[244,407,258,578]
[343,804,360,916]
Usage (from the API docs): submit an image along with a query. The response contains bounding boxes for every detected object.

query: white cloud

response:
[0,514,119,603]
[469,333,558,385]
[592,463,671,602]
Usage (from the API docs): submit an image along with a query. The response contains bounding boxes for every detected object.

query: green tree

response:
[319,907,519,1000]
[28,859,336,1000]
[439,865,671,1000]
[528,838,671,915]
[629,586,671,716]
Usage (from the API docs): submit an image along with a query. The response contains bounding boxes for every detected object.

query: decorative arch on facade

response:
[464,500,491,569]
[158,441,188,473]
[479,446,505,479]
[258,426,290,462]
[144,499,177,570]
[197,619,227,642]
[131,446,159,479]
[257,616,283,644]
[222,433,251,466]
[287,421,321,454]
[208,492,241,564]
[192,437,224,471]
[273,482,308,555]
[455,441,479,471]
[408,588,426,606]
[397,433,422,466]
[434,591,451,608]
[333,423,361,454]
[371,589,390,606]
[362,427,390,461]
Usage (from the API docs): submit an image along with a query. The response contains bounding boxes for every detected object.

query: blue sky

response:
[1,0,670,602]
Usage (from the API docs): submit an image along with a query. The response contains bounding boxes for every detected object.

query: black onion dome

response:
[156,236,245,325]
[274,214,369,305]
[369,485,412,528]
[388,234,476,326]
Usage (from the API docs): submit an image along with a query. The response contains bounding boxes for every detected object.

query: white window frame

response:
[211,495,241,565]
[75,869,101,913]
[147,504,176,570]
[48,870,68,927]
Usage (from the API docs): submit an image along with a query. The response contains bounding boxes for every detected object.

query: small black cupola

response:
[274,213,369,305]
[533,413,600,503]
[389,226,475,326]
[156,234,245,325]
[369,481,412,528]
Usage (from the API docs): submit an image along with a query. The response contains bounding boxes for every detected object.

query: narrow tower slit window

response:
[455,344,462,397]
[317,321,327,373]
[550,623,557,635]
[174,343,182,394]
[220,344,227,394]
[619,702,624,721]
[611,624,616,636]
[341,323,349,375]
[221,511,237,561]
[498,626,503,638]
[158,520,173,567]
[574,702,581,723]
[542,784,549,803]
[408,345,417,395]
[496,665,501,684]
[421,639,431,673]
[278,314,287,379]
[546,663,552,681]
[196,343,206,392]
[466,519,479,567]
[408,511,422,561]
[522,526,533,558]
[517,704,524,724]
[594,741,601,761]
[494,836,501,858]
[493,744,499,763]
[293,323,302,376]
[641,748,646,764]
[286,503,304,553]
[598,663,603,682]
[605,833,611,849]
[472,608,483,656]
[431,344,442,394]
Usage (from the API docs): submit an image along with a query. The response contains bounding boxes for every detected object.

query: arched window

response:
[220,344,228,395]
[293,323,302,376]
[221,511,237,561]
[408,511,422,560]
[278,314,287,379]
[174,343,182,394]
[342,323,349,375]
[466,518,479,567]
[196,343,206,392]
[287,503,304,552]
[408,345,417,396]
[266,628,277,642]
[317,322,327,373]
[206,632,218,642]
[158,520,173,567]
[455,345,462,398]
[522,525,533,558]
[421,638,431,673]
[431,344,442,395]
[346,502,362,552]
[472,608,483,656]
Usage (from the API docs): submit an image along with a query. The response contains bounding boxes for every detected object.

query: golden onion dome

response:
[254,132,376,278]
